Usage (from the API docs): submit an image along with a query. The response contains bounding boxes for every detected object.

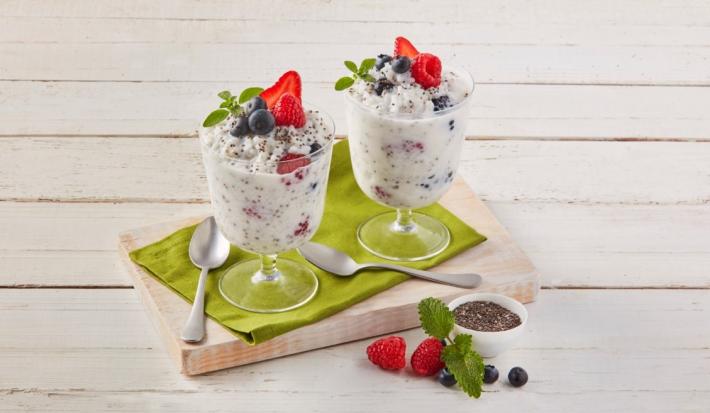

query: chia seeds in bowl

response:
[453,301,523,332]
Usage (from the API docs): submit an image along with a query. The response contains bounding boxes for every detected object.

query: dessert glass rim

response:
[343,65,475,120]
[201,102,336,171]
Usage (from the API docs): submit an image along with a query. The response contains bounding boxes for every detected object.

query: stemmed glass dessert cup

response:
[344,69,474,261]
[200,109,335,313]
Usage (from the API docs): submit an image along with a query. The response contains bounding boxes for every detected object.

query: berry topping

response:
[374,78,394,96]
[244,96,267,116]
[229,116,250,137]
[272,93,306,128]
[432,95,451,112]
[438,368,457,387]
[483,365,499,384]
[366,336,406,370]
[508,367,528,387]
[410,337,445,376]
[411,53,442,89]
[375,54,392,70]
[309,142,322,154]
[260,70,302,109]
[394,36,419,58]
[276,153,310,175]
[247,109,275,135]
[391,56,411,74]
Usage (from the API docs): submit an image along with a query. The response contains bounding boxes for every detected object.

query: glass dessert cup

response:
[200,110,335,313]
[344,70,474,261]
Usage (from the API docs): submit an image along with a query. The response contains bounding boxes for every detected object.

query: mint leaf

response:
[238,87,264,104]
[441,334,484,398]
[417,297,454,339]
[344,60,358,73]
[217,90,231,100]
[202,109,229,127]
[219,101,230,108]
[335,76,355,91]
[360,74,376,83]
[359,58,376,74]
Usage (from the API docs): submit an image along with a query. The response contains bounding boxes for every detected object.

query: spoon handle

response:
[370,263,482,288]
[181,267,209,343]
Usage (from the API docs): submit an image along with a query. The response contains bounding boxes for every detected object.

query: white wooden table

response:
[1,1,709,411]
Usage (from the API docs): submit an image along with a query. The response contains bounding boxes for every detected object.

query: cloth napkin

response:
[129,140,486,344]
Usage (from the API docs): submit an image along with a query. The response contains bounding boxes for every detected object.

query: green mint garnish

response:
[202,87,263,127]
[335,57,377,91]
[417,297,485,399]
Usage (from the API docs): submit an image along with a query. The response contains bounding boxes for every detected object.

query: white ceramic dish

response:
[448,293,528,358]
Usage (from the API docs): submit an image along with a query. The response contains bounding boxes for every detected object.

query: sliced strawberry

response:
[260,71,302,109]
[394,36,419,58]
[411,53,442,89]
[277,153,310,175]
[272,93,306,128]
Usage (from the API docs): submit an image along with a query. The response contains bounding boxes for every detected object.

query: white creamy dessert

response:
[200,109,334,255]
[345,64,474,209]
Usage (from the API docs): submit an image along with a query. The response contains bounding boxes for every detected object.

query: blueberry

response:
[391,56,411,74]
[248,109,275,135]
[309,142,322,154]
[438,368,457,387]
[432,95,451,112]
[374,78,394,96]
[440,339,447,347]
[244,96,267,116]
[508,367,528,387]
[229,116,249,137]
[483,365,499,384]
[375,54,392,70]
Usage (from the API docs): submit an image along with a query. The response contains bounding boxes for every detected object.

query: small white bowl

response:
[448,293,528,358]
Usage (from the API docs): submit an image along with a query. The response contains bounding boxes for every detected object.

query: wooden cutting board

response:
[118,177,540,375]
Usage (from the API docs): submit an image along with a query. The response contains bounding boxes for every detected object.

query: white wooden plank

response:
[1,42,708,85]
[0,289,707,412]
[1,201,708,288]
[2,81,709,140]
[2,0,708,27]
[0,138,707,204]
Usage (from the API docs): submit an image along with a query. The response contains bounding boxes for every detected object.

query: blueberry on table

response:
[437,368,457,387]
[229,116,250,137]
[483,365,499,384]
[375,54,392,70]
[248,109,275,135]
[391,56,411,74]
[508,367,528,387]
[245,96,267,116]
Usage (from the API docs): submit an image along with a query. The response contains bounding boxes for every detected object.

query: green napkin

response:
[129,140,486,345]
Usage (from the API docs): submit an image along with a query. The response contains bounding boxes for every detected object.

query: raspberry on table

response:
[410,337,445,376]
[366,336,407,370]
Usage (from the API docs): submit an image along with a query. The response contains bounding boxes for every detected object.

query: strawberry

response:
[410,337,445,376]
[276,153,310,175]
[366,336,407,370]
[272,93,306,128]
[410,53,442,89]
[260,70,302,109]
[394,36,419,58]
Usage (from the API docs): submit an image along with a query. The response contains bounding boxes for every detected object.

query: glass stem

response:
[257,254,279,281]
[393,208,416,233]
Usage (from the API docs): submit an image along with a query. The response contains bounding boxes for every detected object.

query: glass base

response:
[219,258,318,313]
[357,211,450,262]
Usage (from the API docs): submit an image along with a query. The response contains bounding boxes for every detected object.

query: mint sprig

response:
[335,58,377,91]
[417,297,485,398]
[202,87,264,127]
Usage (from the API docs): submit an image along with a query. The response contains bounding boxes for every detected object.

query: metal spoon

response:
[180,217,230,343]
[298,242,482,288]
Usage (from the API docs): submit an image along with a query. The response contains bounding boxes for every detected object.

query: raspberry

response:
[272,93,306,128]
[411,53,442,89]
[410,337,445,376]
[366,336,406,370]
[276,153,310,175]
